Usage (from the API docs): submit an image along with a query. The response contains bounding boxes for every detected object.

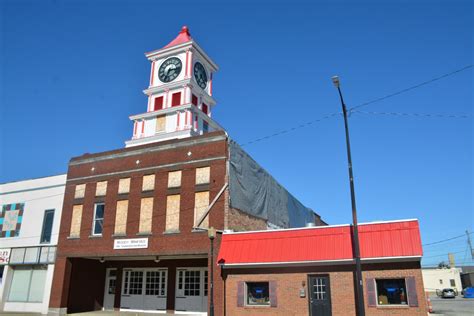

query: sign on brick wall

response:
[113,238,149,249]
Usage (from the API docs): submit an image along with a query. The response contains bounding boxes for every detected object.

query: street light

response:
[208,227,216,316]
[332,76,366,316]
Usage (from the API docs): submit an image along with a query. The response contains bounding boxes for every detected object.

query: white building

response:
[422,267,463,294]
[0,174,66,314]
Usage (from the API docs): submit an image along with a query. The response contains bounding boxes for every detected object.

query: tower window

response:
[171,92,182,107]
[202,103,208,114]
[154,96,164,111]
[203,121,209,133]
[192,94,198,106]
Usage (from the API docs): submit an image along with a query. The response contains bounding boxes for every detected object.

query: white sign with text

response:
[0,248,11,265]
[114,238,148,250]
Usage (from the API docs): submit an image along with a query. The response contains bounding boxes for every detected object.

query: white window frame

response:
[92,203,105,236]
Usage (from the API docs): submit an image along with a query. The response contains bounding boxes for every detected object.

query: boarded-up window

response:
[195,167,210,185]
[118,178,130,194]
[70,205,83,238]
[194,191,209,228]
[165,195,180,232]
[154,96,164,111]
[96,181,107,196]
[171,92,181,107]
[74,184,85,199]
[114,200,128,235]
[156,116,166,132]
[142,174,155,192]
[139,198,153,233]
[168,170,182,188]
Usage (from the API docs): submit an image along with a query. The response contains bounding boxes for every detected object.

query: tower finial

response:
[181,26,190,35]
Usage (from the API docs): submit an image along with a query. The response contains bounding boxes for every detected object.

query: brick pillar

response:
[114,266,123,310]
[48,256,72,315]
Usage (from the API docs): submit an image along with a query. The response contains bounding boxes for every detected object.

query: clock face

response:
[158,57,182,83]
[193,62,208,89]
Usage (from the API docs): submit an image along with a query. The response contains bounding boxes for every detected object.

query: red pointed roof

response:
[217,219,423,267]
[163,26,193,49]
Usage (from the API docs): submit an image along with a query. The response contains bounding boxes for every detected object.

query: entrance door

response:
[121,268,167,311]
[308,275,332,316]
[103,268,117,310]
[175,268,208,313]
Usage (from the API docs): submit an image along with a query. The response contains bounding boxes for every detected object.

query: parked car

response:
[436,288,457,298]
[462,287,474,298]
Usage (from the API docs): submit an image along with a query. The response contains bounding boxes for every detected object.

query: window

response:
[156,115,166,132]
[439,279,443,285]
[450,279,456,287]
[96,181,107,196]
[194,191,209,229]
[139,198,153,234]
[165,195,180,232]
[114,200,128,235]
[202,103,208,114]
[154,96,164,111]
[92,203,105,236]
[145,270,167,296]
[196,167,210,185]
[40,209,54,244]
[246,282,270,306]
[168,170,182,188]
[74,184,85,199]
[118,178,130,194]
[203,121,209,133]
[171,92,181,107]
[123,270,143,295]
[70,205,83,238]
[142,174,155,191]
[376,279,408,305]
[8,266,47,302]
[192,94,198,106]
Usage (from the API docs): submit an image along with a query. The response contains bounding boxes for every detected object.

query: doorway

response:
[308,275,332,316]
[120,268,168,311]
[103,268,116,310]
[175,267,208,313]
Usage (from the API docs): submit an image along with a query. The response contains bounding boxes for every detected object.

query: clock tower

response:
[125,26,221,147]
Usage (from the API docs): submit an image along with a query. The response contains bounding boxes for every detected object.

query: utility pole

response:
[467,230,474,259]
[332,76,365,316]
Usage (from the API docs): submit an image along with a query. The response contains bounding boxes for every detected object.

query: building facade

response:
[48,27,323,315]
[218,219,428,316]
[422,267,463,294]
[0,174,66,314]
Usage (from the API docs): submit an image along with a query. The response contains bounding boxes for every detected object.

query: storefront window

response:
[376,279,408,305]
[8,266,47,302]
[246,282,270,306]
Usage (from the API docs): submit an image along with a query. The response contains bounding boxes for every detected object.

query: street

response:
[430,296,474,316]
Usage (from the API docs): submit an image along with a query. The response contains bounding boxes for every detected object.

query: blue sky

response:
[0,0,472,266]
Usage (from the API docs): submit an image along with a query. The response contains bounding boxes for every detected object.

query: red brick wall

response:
[227,208,267,232]
[50,132,230,311]
[222,262,427,316]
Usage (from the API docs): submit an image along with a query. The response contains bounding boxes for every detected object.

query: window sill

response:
[89,235,103,239]
[112,234,127,238]
[376,304,410,309]
[163,230,180,235]
[191,229,207,233]
[242,305,271,308]
[136,232,152,236]
[67,236,80,240]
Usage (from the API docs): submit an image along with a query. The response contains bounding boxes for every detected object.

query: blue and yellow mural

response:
[0,203,24,237]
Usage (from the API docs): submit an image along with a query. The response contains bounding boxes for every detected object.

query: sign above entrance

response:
[114,238,148,250]
[0,248,11,265]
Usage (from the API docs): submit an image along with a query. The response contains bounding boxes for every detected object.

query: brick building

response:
[218,219,428,316]
[48,27,323,315]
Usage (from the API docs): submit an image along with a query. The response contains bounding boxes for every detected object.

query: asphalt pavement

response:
[430,296,474,316]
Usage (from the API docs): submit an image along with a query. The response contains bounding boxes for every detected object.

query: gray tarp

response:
[228,140,315,228]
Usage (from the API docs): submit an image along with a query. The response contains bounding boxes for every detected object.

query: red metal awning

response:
[217,219,422,267]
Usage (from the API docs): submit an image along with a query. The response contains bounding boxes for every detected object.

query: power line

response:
[240,112,340,146]
[422,250,465,259]
[353,110,470,119]
[349,64,474,112]
[423,232,472,247]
